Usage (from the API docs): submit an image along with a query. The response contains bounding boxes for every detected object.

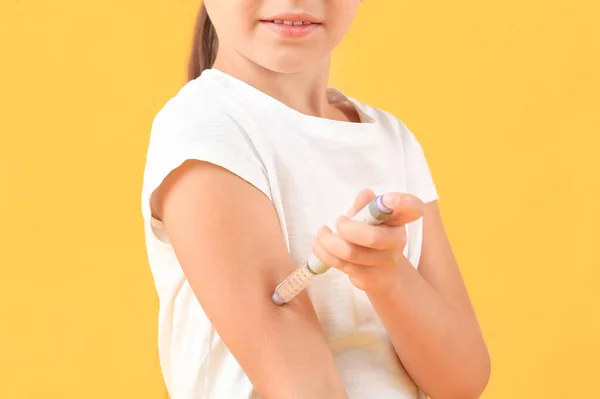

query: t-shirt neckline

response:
[203,68,377,129]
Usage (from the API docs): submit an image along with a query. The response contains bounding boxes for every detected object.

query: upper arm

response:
[418,201,478,317]
[152,159,303,314]
[150,160,347,399]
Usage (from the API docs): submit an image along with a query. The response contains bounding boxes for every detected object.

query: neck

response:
[212,49,333,119]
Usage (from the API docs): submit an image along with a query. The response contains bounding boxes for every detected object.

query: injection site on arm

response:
[272,195,394,305]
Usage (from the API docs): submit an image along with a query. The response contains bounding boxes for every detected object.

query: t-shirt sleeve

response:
[399,122,439,204]
[141,99,272,221]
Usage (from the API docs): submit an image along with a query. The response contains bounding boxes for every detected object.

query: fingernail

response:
[383,193,401,208]
[317,226,325,236]
[335,216,344,225]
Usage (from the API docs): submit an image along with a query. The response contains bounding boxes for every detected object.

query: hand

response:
[310,189,424,292]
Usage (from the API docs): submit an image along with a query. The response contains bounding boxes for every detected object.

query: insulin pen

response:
[271,194,394,306]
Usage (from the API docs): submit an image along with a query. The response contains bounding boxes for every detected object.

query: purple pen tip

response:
[376,195,393,214]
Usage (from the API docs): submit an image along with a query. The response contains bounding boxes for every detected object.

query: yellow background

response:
[1,0,598,398]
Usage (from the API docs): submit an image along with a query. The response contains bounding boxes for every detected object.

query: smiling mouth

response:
[259,17,322,38]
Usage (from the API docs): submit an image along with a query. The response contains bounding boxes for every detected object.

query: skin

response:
[204,0,361,121]
[153,1,490,398]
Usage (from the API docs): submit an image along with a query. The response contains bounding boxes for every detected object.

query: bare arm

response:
[366,201,490,399]
[152,161,348,399]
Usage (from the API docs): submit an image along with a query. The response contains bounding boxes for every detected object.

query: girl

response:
[142,1,490,399]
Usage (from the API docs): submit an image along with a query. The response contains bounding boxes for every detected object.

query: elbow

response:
[445,378,490,399]
[454,350,490,399]
[443,381,489,399]
[430,350,491,399]
[469,341,492,398]
[434,379,489,399]
[451,332,491,399]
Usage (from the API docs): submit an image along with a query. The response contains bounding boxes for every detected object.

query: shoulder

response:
[150,73,243,140]
[145,73,261,169]
[142,73,272,220]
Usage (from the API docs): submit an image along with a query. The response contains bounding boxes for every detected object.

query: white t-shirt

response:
[141,69,438,399]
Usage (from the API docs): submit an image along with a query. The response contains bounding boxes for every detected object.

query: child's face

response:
[205,0,361,73]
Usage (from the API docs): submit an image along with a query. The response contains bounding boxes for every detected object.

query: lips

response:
[260,12,322,38]
[261,20,320,38]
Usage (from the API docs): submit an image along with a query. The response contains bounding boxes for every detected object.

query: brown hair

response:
[187,3,218,82]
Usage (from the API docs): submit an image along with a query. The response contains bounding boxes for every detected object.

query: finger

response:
[380,193,425,227]
[311,235,351,272]
[335,216,407,250]
[346,188,377,218]
[315,225,389,267]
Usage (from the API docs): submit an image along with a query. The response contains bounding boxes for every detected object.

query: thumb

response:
[380,193,425,226]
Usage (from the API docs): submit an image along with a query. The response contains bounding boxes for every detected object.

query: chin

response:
[257,56,323,74]
[248,45,328,74]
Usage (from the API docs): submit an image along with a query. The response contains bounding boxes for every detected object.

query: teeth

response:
[272,20,313,25]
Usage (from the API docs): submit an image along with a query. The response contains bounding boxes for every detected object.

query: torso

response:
[141,69,436,399]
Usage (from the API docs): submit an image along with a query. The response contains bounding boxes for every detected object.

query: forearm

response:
[366,260,489,399]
